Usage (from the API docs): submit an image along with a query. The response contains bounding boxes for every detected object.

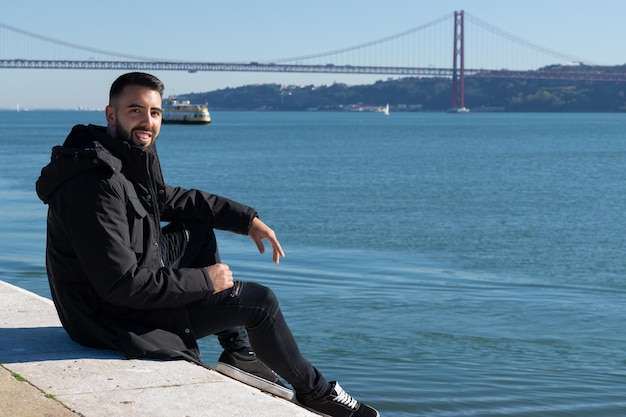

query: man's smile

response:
[133,129,153,147]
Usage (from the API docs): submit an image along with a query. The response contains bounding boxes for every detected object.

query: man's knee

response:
[244,282,279,312]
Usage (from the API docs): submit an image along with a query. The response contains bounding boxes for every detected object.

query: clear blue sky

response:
[1,0,623,109]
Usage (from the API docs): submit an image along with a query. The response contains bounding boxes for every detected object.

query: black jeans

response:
[161,221,329,398]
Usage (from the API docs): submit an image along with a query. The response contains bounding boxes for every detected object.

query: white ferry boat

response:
[162,97,211,124]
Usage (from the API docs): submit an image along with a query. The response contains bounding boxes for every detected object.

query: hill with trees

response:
[183,65,626,112]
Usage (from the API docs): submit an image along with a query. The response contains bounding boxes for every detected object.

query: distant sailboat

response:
[383,103,389,116]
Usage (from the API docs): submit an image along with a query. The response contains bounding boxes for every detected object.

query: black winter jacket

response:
[35,124,257,363]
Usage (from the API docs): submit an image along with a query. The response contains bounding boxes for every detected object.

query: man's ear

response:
[105,105,115,127]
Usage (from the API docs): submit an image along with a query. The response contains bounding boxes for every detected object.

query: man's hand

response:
[248,217,285,264]
[205,263,234,293]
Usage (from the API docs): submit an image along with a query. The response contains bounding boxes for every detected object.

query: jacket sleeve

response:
[52,171,214,310]
[161,183,258,234]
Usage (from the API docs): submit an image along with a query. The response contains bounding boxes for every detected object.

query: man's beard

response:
[115,122,156,148]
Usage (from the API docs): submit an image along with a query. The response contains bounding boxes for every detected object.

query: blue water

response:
[1,110,626,416]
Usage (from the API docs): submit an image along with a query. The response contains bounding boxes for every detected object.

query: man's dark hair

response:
[109,72,164,103]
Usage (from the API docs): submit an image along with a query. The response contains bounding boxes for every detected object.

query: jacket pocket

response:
[127,195,148,255]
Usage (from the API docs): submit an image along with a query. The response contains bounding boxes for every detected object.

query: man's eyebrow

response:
[127,104,163,112]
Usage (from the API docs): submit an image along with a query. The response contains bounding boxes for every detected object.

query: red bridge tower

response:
[451,10,468,112]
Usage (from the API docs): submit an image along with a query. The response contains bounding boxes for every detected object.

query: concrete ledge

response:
[0,280,317,417]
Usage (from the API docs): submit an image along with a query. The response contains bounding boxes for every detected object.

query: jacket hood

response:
[36,124,125,204]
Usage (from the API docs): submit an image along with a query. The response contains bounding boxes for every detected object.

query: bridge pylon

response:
[450,10,468,112]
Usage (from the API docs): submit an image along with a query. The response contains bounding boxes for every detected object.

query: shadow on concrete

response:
[0,326,122,363]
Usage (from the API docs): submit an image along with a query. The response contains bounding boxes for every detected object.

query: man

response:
[36,72,379,417]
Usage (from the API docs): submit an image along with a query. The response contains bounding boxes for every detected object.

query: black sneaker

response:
[217,350,282,384]
[215,350,293,400]
[297,381,380,417]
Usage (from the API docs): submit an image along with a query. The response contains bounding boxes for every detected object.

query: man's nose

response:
[139,111,154,126]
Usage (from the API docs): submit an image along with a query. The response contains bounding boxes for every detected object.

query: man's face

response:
[105,85,162,148]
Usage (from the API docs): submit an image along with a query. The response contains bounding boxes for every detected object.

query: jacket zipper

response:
[143,151,164,266]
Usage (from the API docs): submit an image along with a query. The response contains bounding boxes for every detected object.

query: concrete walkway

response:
[0,280,317,417]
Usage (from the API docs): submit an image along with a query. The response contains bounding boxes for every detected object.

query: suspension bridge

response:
[1,11,624,109]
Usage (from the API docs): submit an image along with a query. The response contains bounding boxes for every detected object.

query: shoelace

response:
[332,386,359,410]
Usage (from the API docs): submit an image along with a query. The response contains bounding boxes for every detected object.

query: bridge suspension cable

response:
[464,13,591,65]
[269,13,450,64]
[0,21,162,61]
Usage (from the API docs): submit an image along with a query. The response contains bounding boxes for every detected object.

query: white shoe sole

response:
[215,362,294,400]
